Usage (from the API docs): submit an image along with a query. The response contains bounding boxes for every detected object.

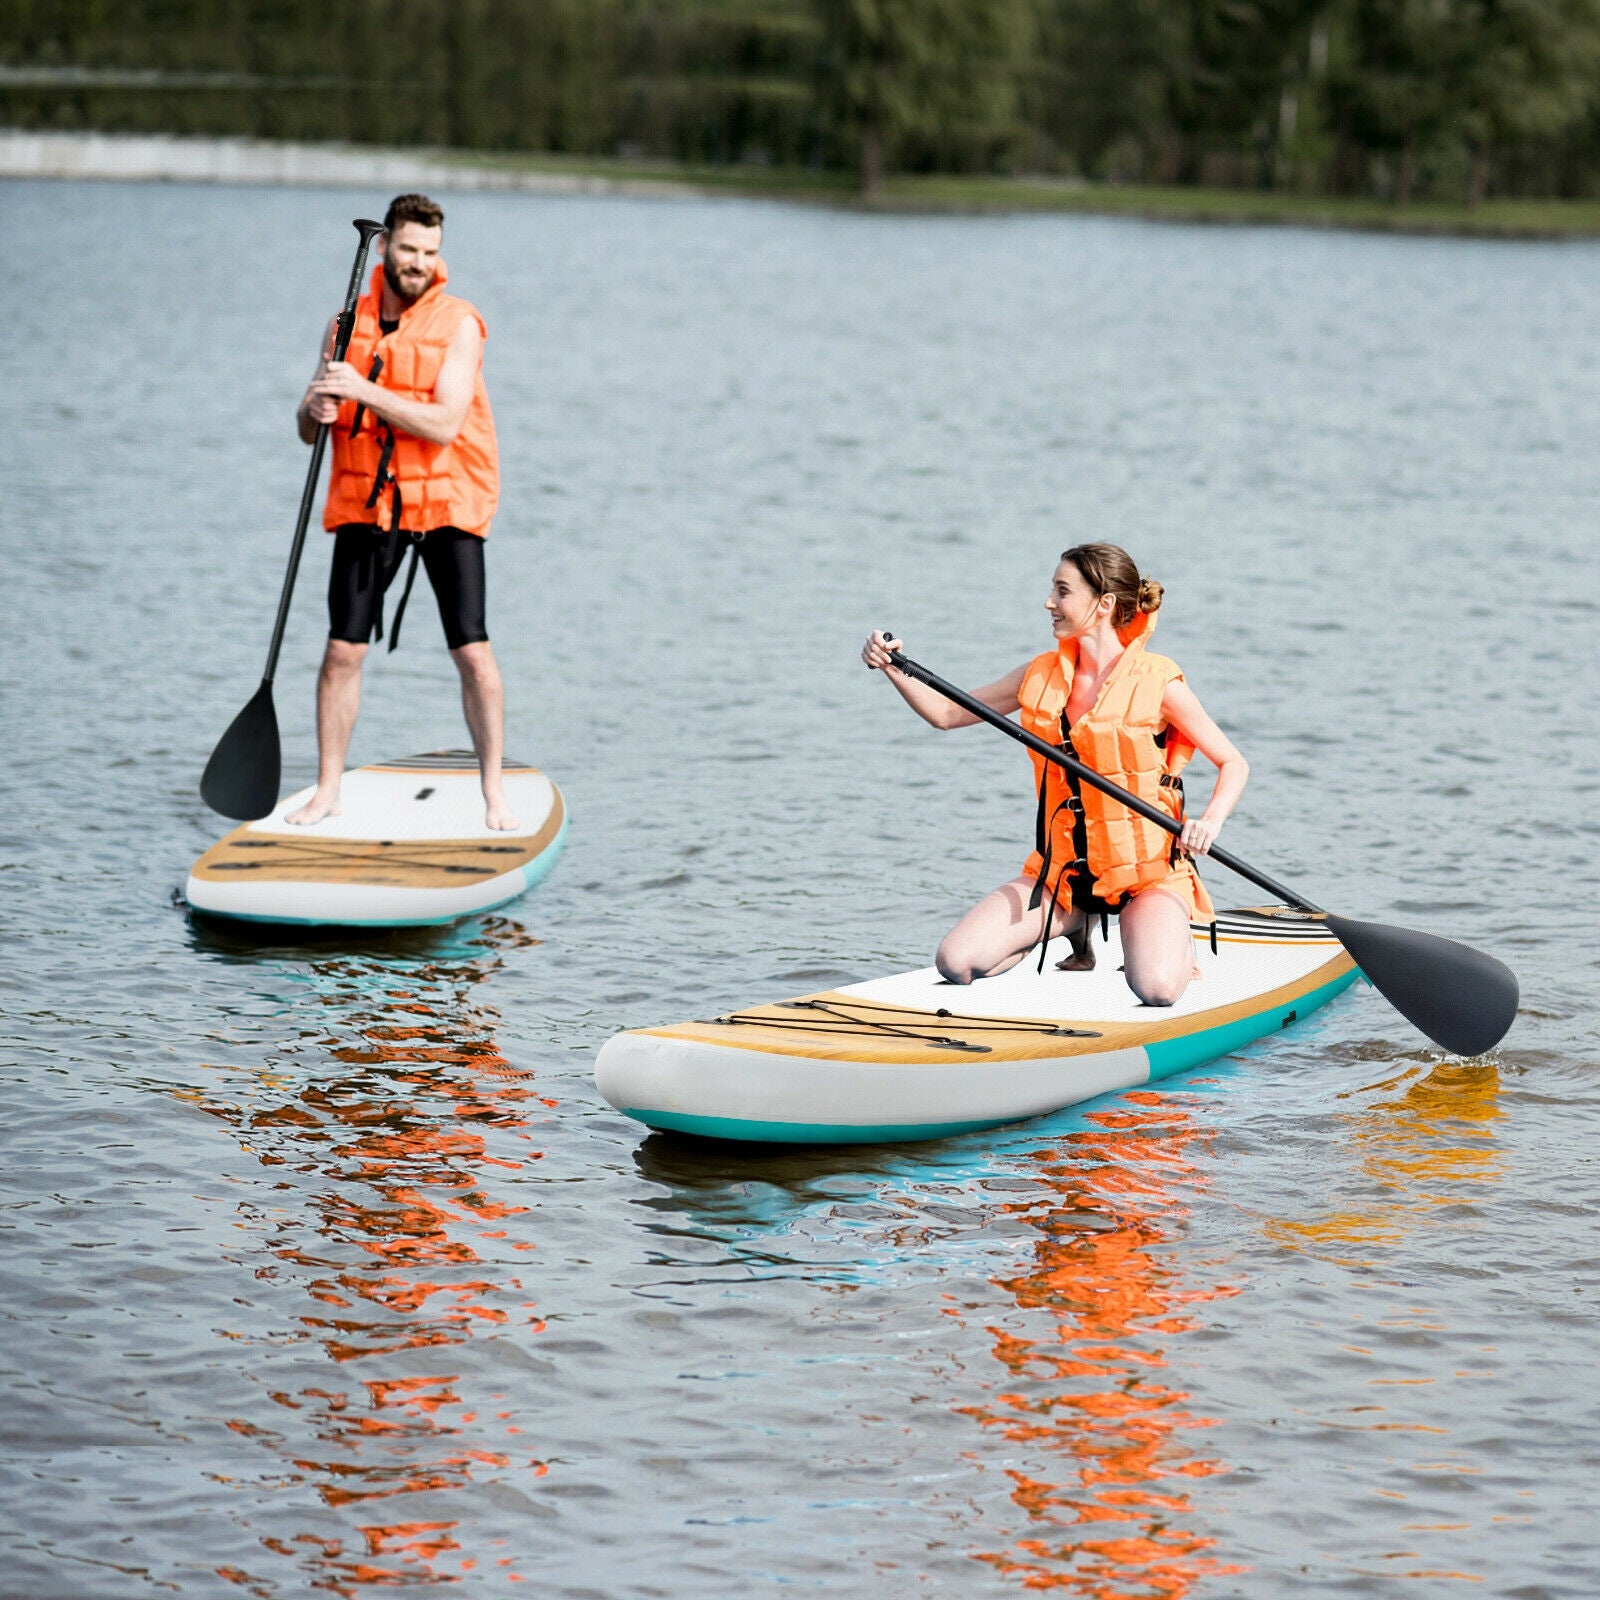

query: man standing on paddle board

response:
[287,192,516,830]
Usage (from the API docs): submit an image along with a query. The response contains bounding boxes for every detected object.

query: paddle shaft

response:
[260,218,385,684]
[883,647,1320,914]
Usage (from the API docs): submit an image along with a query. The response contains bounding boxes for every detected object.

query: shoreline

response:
[7,129,1600,239]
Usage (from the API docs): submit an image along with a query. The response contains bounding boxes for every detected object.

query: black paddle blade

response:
[1327,914,1518,1057]
[200,680,281,820]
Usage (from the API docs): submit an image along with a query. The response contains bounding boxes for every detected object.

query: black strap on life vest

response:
[385,535,425,653]
[1027,711,1104,973]
[359,412,415,650]
[1028,715,1196,974]
[1159,772,1185,867]
[337,345,425,653]
[348,343,424,651]
[349,527,423,652]
[359,336,399,529]
[364,425,398,520]
[349,353,384,438]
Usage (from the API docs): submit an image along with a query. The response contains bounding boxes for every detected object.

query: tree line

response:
[5,0,1600,202]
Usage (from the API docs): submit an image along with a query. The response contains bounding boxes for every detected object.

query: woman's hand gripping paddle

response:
[874,638,1519,1058]
[200,218,386,821]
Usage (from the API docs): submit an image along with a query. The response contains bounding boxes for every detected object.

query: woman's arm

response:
[1161,678,1249,856]
[861,631,1026,729]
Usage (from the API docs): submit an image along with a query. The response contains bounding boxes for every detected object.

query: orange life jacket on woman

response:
[1018,608,1197,907]
[322,261,499,537]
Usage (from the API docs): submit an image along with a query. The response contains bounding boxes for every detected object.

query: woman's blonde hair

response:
[1061,543,1163,627]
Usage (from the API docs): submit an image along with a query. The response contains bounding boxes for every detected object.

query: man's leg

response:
[289,525,391,826]
[423,531,517,831]
[451,641,518,831]
[285,639,367,825]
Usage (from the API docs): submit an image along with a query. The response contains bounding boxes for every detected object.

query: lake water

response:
[2,177,1597,1598]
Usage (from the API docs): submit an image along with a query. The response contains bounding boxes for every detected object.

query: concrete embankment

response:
[0,129,699,197]
[8,127,1600,235]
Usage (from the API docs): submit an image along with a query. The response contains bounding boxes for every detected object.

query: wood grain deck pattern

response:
[191,790,565,888]
[642,946,1355,1065]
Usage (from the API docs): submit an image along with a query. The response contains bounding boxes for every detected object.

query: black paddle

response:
[200,217,386,821]
[874,639,1519,1057]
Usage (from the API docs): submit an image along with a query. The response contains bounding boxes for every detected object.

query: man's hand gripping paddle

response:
[875,637,1518,1057]
[200,218,385,821]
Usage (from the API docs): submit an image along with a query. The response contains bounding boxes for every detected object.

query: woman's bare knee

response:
[935,942,977,985]
[935,878,1049,987]
[1129,969,1187,1007]
[1119,890,1194,1007]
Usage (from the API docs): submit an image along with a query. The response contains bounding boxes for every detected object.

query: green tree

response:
[812,0,1041,190]
[1034,0,1183,179]
[1165,0,1322,184]
[1328,0,1600,201]
[1451,0,1600,201]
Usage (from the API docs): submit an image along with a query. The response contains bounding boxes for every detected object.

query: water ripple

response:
[2,180,1597,1597]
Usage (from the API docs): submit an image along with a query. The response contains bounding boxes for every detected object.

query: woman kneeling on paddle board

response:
[862,543,1248,1006]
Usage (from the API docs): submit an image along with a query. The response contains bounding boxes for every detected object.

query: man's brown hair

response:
[384,193,444,232]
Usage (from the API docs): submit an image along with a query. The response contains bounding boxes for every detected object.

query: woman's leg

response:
[1118,887,1196,1006]
[936,877,1082,985]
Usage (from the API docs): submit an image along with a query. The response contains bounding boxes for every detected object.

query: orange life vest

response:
[322,260,499,537]
[1017,609,1197,906]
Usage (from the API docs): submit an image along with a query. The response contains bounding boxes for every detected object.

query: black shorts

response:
[327,525,488,650]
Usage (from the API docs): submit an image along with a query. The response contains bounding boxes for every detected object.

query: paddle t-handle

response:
[874,641,1519,1057]
[200,217,386,821]
[330,219,386,368]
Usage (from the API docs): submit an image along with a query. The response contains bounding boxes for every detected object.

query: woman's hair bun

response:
[1137,575,1164,613]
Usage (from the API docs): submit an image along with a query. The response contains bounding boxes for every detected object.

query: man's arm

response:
[297,315,340,444]
[307,316,481,447]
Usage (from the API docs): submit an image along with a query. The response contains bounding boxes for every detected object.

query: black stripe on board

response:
[1193,906,1339,941]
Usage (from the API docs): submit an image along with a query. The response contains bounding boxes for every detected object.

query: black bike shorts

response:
[327,525,488,651]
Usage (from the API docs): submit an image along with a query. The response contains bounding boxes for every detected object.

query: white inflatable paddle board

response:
[596,908,1359,1144]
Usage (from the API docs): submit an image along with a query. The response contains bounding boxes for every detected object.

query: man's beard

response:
[384,256,433,303]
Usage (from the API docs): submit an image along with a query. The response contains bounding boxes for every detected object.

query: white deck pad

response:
[842,908,1340,1027]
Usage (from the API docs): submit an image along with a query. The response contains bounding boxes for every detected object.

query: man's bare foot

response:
[1055,925,1096,972]
[285,789,342,826]
[484,792,520,831]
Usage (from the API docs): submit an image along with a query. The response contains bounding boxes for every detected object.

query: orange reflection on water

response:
[965,1093,1246,1596]
[197,923,548,1595]
[1263,1061,1503,1265]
